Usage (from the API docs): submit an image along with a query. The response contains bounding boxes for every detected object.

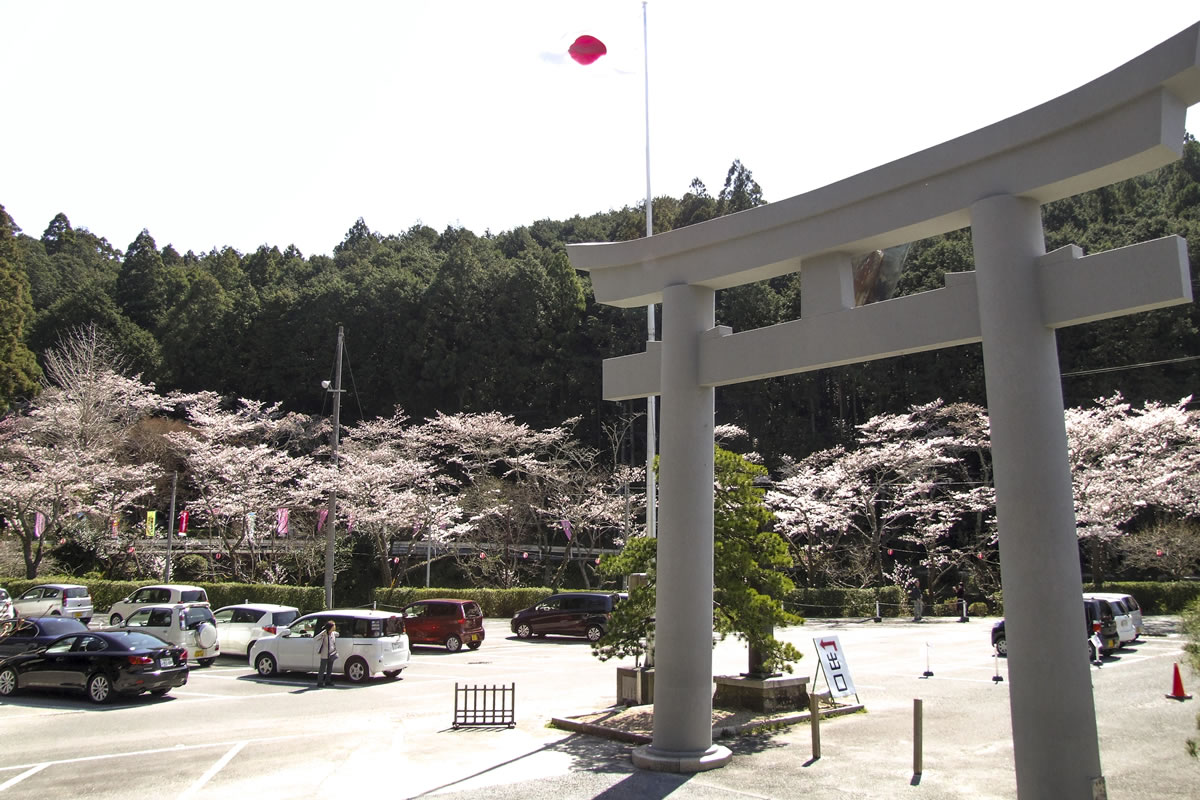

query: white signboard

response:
[813,635,856,698]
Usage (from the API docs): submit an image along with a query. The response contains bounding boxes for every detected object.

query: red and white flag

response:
[179,510,189,537]
[275,508,289,537]
[317,509,328,533]
[561,519,573,541]
[34,512,45,539]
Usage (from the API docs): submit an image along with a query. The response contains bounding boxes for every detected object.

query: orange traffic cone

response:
[1166,663,1192,701]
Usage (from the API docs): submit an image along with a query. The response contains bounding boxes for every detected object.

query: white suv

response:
[250,609,410,683]
[12,584,93,623]
[114,603,220,666]
[107,584,209,626]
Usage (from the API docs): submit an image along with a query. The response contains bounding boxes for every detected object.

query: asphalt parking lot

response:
[0,617,1196,799]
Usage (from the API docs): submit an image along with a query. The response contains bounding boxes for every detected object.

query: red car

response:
[402,599,485,652]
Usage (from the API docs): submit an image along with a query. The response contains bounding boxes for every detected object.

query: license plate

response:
[194,650,204,658]
[159,658,171,669]
[467,634,479,642]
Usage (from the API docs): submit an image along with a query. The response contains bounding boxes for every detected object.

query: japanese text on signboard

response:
[814,635,856,698]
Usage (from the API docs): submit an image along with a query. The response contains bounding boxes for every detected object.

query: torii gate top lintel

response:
[567,22,1200,309]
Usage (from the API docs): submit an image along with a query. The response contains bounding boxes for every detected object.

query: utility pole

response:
[164,471,177,583]
[323,325,344,609]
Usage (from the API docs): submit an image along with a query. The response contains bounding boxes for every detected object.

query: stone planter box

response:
[712,674,809,713]
[616,667,655,706]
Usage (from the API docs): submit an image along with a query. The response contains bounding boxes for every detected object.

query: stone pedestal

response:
[617,667,655,706]
[712,675,809,713]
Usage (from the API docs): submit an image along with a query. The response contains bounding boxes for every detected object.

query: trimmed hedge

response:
[372,587,559,618]
[6,576,1195,620]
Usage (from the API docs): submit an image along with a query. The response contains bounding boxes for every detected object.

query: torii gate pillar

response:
[971,194,1103,795]
[631,284,732,771]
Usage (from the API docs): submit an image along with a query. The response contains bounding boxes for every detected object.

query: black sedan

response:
[0,630,188,703]
[0,616,88,658]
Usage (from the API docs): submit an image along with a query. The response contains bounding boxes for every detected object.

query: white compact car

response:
[1083,593,1137,644]
[107,584,209,626]
[213,603,301,659]
[12,584,93,623]
[249,609,410,683]
[1084,592,1143,639]
[114,603,220,666]
[0,589,13,620]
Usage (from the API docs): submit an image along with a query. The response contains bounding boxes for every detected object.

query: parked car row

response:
[990,591,1144,662]
[0,583,623,705]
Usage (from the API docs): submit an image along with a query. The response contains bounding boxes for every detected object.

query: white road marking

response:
[177,740,246,800]
[0,732,313,776]
[0,764,47,792]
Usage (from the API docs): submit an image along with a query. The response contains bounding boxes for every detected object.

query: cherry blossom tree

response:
[167,392,323,581]
[1066,393,1200,583]
[0,325,162,577]
[767,400,996,595]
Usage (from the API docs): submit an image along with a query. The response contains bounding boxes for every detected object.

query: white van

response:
[250,609,410,683]
[1083,593,1136,644]
[107,584,209,626]
[1084,592,1143,640]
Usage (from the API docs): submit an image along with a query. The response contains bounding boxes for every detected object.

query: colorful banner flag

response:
[275,508,289,537]
[317,509,328,533]
[111,518,119,538]
[145,510,157,538]
[179,510,189,537]
[246,511,257,539]
[34,512,45,539]
[561,519,572,541]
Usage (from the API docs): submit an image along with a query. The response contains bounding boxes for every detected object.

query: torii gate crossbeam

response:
[568,23,1200,799]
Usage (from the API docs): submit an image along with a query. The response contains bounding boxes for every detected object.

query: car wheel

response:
[198,658,216,668]
[585,624,604,642]
[516,623,533,639]
[87,673,114,704]
[255,653,277,677]
[445,635,463,653]
[150,687,170,697]
[994,636,1007,657]
[344,657,369,683]
[467,641,482,651]
[109,613,123,626]
[383,670,401,679]
[0,666,18,697]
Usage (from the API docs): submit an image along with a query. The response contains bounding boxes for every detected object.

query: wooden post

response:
[913,698,923,776]
[809,692,821,760]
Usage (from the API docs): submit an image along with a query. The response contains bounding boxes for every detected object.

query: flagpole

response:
[642,0,657,540]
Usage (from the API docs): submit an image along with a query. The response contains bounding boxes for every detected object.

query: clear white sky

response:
[2,1,1197,258]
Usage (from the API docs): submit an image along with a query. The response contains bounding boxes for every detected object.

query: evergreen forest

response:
[4,146,1200,467]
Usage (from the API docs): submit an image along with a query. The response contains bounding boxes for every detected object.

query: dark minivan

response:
[402,598,484,652]
[991,597,1120,660]
[510,592,624,642]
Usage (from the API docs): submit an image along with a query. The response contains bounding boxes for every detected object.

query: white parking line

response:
[0,733,313,777]
[0,764,46,792]
[177,741,246,800]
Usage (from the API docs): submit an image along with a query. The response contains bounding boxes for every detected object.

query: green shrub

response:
[968,602,989,617]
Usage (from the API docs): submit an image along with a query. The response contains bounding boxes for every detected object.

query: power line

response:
[1062,354,1200,377]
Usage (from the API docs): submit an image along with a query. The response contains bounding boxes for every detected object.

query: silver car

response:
[12,584,93,624]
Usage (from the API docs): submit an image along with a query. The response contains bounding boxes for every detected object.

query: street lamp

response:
[323,326,345,609]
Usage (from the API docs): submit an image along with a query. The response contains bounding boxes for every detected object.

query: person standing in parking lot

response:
[316,621,338,687]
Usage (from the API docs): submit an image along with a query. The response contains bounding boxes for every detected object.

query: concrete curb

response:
[551,703,866,745]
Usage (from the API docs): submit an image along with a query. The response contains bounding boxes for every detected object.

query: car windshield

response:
[106,631,172,650]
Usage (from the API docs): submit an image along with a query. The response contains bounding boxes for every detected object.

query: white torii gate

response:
[567,24,1200,798]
